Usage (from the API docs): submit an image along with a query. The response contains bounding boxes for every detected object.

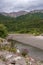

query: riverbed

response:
[7,34,43,61]
[15,42,43,61]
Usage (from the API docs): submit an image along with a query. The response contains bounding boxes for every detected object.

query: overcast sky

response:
[0,0,43,12]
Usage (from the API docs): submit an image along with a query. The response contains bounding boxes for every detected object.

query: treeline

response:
[0,13,43,35]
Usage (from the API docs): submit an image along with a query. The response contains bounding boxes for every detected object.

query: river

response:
[7,34,43,61]
[15,42,43,61]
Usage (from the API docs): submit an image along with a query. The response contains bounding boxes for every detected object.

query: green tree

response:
[0,24,8,38]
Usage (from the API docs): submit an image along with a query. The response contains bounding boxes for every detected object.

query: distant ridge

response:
[0,9,43,17]
[29,9,43,13]
[1,11,28,17]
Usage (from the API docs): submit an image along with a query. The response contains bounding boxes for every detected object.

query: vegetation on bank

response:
[0,13,43,35]
[0,24,8,38]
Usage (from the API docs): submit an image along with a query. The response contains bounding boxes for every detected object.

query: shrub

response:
[21,49,28,57]
[9,48,17,53]
[0,24,8,38]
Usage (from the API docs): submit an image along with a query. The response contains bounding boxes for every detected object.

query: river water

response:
[8,34,43,61]
[15,41,43,61]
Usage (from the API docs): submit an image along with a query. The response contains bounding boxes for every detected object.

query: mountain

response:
[0,10,43,35]
[30,9,43,13]
[9,11,28,17]
[1,11,28,17]
[1,10,43,17]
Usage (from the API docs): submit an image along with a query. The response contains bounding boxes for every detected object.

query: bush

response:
[0,24,8,38]
[9,48,17,53]
[21,49,28,57]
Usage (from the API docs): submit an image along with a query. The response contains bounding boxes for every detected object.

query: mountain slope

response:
[1,11,28,17]
[0,11,43,35]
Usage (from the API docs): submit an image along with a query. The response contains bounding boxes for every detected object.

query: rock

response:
[15,57,26,65]
[0,60,6,65]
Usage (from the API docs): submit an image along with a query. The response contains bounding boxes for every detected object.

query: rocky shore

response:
[0,50,43,65]
[0,38,43,65]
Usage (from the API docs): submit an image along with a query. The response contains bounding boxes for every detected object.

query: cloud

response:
[0,0,43,12]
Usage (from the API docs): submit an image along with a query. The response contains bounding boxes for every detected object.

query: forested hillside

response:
[0,12,43,35]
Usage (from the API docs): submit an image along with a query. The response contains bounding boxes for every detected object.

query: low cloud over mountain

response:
[0,0,43,13]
